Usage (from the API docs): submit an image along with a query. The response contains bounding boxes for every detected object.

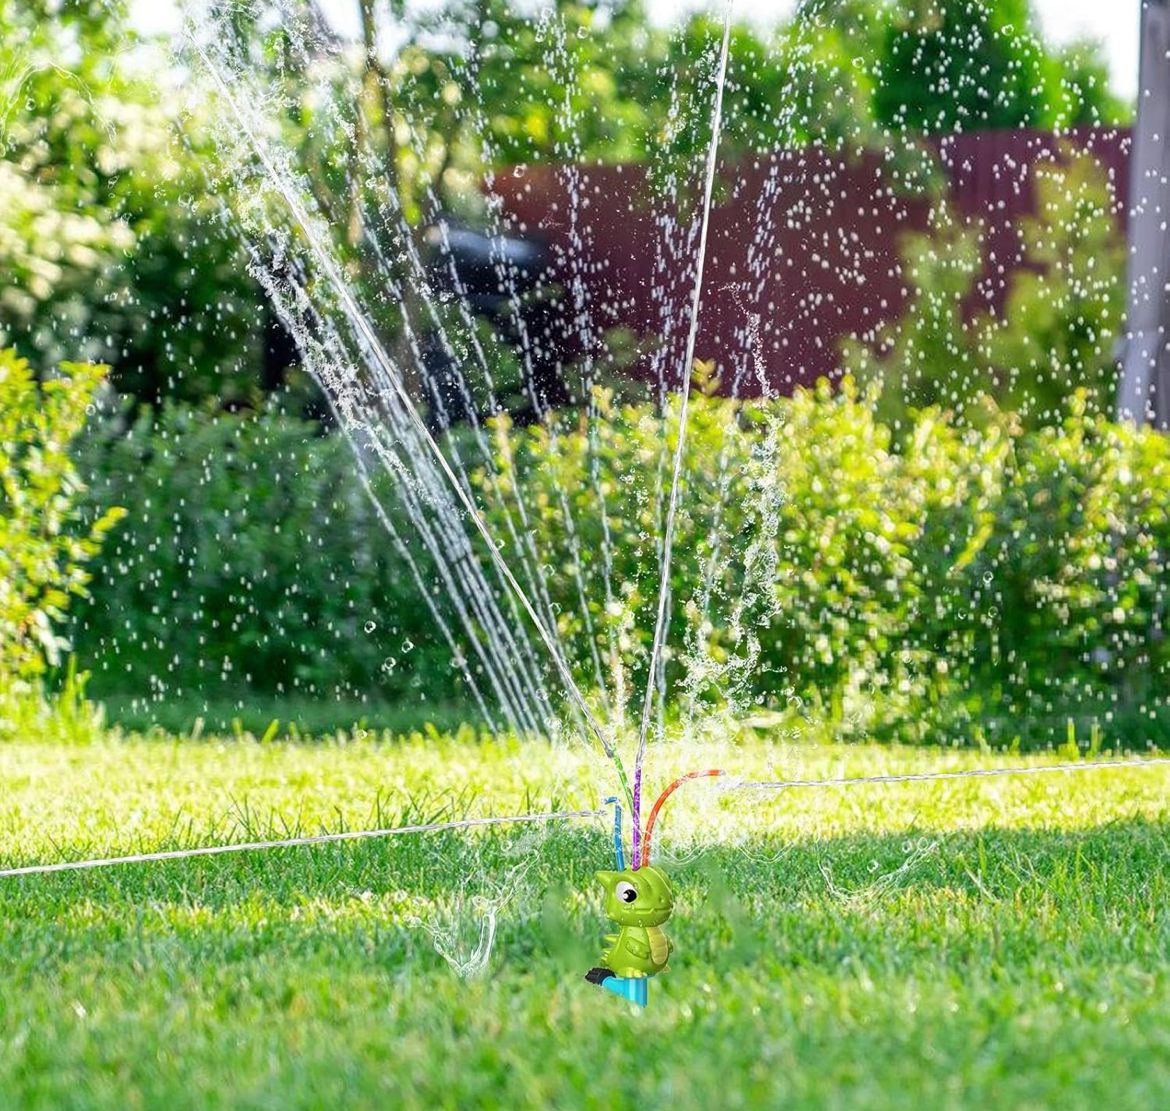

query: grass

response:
[83,689,479,739]
[2,726,1170,1109]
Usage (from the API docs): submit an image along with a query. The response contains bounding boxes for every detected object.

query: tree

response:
[981,153,1126,424]
[845,152,1127,431]
[873,0,1125,134]
[0,0,270,405]
[842,204,988,429]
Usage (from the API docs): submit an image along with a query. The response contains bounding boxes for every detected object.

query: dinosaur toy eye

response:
[615,881,637,903]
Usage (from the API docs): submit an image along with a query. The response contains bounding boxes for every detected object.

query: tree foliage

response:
[846,152,1126,431]
[0,0,268,405]
[873,0,1128,134]
[981,153,1127,424]
[843,202,988,428]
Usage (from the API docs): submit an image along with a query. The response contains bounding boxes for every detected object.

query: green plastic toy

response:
[585,865,674,984]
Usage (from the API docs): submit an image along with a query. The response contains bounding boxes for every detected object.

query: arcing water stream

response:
[181,0,778,815]
[177,0,1145,854]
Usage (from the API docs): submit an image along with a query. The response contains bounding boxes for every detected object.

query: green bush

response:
[847,153,1126,433]
[0,349,124,685]
[480,380,1170,745]
[980,153,1126,425]
[72,384,1170,747]
[966,401,1170,742]
[70,402,460,713]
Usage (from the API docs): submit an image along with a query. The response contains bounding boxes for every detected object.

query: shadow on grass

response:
[3,815,1169,982]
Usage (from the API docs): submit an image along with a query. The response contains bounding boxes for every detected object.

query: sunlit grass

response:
[2,728,1169,1108]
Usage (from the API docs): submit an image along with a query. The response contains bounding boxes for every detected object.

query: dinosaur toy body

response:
[585,866,673,983]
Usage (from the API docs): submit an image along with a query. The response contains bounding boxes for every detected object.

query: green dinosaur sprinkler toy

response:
[585,865,674,994]
[584,795,682,1006]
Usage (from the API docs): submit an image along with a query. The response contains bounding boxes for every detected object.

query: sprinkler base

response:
[585,968,648,1007]
[602,975,648,1007]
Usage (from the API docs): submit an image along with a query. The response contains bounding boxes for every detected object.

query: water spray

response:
[158,0,1170,1017]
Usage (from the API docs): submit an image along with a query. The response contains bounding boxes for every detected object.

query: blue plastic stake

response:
[601,976,649,1007]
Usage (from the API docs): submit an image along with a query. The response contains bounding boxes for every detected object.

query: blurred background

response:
[3,0,1165,751]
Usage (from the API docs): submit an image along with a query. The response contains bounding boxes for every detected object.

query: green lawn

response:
[92,690,480,739]
[2,729,1170,1109]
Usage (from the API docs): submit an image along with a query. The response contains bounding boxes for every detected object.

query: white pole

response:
[1119,0,1170,428]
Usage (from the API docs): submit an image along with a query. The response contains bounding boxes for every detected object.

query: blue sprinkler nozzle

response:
[603,796,625,870]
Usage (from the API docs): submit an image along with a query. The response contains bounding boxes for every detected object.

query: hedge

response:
[69,382,1170,747]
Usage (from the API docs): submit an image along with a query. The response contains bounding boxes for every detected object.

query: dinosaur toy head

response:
[596,865,673,927]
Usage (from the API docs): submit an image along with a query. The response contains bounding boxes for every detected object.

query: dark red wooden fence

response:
[491,128,1132,396]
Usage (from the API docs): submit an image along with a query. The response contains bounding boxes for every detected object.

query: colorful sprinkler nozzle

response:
[639,769,726,868]
[603,795,625,871]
